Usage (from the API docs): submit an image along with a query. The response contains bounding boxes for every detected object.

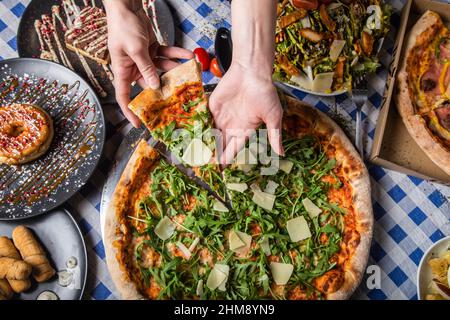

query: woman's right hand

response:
[104,0,194,127]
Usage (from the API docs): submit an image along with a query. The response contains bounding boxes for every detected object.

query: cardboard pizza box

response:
[370,0,450,185]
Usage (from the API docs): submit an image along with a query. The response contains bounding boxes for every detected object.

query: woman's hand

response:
[209,63,283,165]
[105,0,194,127]
[209,0,283,165]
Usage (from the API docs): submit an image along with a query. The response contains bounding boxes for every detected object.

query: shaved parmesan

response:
[290,74,312,91]
[154,216,175,241]
[252,190,276,211]
[302,198,322,218]
[351,56,359,67]
[305,66,314,81]
[206,265,228,291]
[189,237,200,252]
[264,180,279,195]
[229,230,245,251]
[312,72,335,92]
[260,236,271,256]
[206,264,230,292]
[279,160,294,173]
[182,138,212,166]
[329,40,346,62]
[300,15,311,28]
[287,216,311,242]
[270,262,294,285]
[176,242,192,260]
[213,200,229,212]
[196,280,204,296]
[231,231,252,254]
[250,183,261,192]
[226,182,248,193]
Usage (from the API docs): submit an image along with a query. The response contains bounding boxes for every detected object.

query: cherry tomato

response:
[209,57,223,77]
[193,47,211,71]
[291,0,319,10]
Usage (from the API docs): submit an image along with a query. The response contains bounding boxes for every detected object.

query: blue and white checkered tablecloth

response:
[0,0,448,300]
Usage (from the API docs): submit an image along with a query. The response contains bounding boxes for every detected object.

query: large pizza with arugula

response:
[105,60,373,300]
[396,10,450,175]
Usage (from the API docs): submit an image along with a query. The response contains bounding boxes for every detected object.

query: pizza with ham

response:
[128,59,225,199]
[397,10,450,175]
[105,64,373,299]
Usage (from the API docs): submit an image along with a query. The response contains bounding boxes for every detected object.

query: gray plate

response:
[0,58,105,220]
[99,84,217,238]
[0,207,87,300]
[17,0,175,104]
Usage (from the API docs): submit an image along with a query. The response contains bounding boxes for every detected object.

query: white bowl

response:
[417,236,450,300]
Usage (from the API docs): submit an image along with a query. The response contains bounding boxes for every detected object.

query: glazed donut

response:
[0,104,54,165]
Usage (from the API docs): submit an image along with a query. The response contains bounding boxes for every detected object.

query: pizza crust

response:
[396,10,450,176]
[285,96,373,300]
[104,140,160,300]
[128,59,204,130]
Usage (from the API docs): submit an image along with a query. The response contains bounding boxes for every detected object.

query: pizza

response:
[128,59,225,199]
[396,10,450,175]
[105,76,373,299]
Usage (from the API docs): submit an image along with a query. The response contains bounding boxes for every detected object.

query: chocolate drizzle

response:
[143,0,167,46]
[65,6,109,62]
[0,68,103,218]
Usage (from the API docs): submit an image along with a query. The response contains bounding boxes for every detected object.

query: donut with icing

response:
[0,104,54,165]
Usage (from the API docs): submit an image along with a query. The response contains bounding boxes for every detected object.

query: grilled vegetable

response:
[334,56,346,88]
[279,9,307,29]
[319,4,336,31]
[277,54,301,76]
[291,0,319,10]
[361,31,374,56]
[299,28,324,43]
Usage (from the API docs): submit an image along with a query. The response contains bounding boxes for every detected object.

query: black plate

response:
[0,207,87,300]
[0,58,105,220]
[17,0,175,104]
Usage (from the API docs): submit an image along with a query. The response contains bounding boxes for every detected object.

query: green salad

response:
[274,0,392,93]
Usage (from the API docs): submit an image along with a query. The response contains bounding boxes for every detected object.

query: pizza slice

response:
[128,59,226,199]
[64,6,109,65]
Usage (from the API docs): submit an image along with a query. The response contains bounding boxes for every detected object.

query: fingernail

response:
[148,77,159,90]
